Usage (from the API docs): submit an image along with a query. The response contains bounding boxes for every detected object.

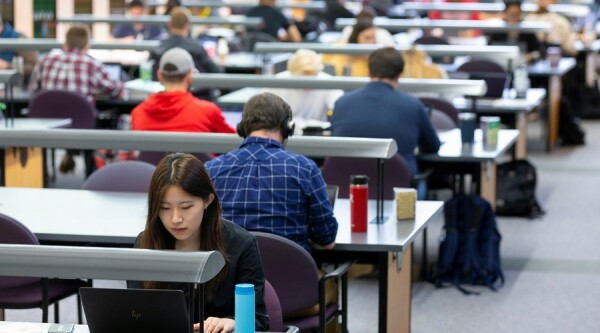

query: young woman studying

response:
[127,153,268,332]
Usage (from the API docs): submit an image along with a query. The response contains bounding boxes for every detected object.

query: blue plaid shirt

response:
[205,137,338,252]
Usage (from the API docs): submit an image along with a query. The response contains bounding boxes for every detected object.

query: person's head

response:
[165,0,182,15]
[536,0,555,11]
[141,153,227,293]
[65,25,90,51]
[0,15,4,34]
[125,0,147,16]
[259,0,277,7]
[157,47,194,88]
[356,6,376,22]
[503,0,523,24]
[287,49,324,76]
[400,46,432,79]
[168,6,191,34]
[236,92,295,142]
[348,19,376,44]
[368,47,404,80]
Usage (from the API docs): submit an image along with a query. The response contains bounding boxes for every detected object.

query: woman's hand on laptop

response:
[194,317,235,332]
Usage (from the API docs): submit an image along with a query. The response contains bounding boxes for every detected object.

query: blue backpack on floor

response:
[432,194,504,294]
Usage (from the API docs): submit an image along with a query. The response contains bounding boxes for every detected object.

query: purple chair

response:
[430,109,458,131]
[264,279,300,333]
[82,161,156,192]
[0,213,88,323]
[322,155,412,200]
[413,36,450,45]
[419,97,460,126]
[137,151,212,166]
[252,232,352,333]
[28,90,98,180]
[456,59,505,73]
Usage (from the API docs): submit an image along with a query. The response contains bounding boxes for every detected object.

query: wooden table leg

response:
[547,75,562,151]
[480,161,497,210]
[515,112,528,159]
[0,308,4,320]
[4,147,44,188]
[386,245,413,333]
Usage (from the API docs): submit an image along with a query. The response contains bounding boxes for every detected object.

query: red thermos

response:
[350,175,369,232]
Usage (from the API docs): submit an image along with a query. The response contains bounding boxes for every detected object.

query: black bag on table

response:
[496,160,545,218]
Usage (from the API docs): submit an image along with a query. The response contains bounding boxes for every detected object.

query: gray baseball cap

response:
[159,47,194,76]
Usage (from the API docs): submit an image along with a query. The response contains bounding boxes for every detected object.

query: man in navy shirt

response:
[331,47,441,178]
[205,92,338,253]
[246,0,302,42]
[112,0,165,41]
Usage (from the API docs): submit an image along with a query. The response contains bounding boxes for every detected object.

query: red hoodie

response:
[131,90,236,134]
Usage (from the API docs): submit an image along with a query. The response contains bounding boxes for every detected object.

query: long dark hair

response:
[348,19,374,44]
[140,153,228,298]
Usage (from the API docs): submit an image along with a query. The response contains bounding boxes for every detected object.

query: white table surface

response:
[0,187,442,252]
[453,88,547,113]
[419,128,518,162]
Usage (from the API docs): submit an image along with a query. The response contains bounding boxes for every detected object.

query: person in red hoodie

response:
[131,47,235,134]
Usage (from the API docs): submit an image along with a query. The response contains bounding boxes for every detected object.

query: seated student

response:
[264,49,343,123]
[131,47,235,134]
[401,46,448,79]
[28,24,124,176]
[112,0,165,41]
[488,0,541,64]
[339,7,395,46]
[151,7,223,75]
[128,153,268,332]
[331,47,441,182]
[205,92,338,254]
[0,15,38,76]
[246,0,302,42]
[320,0,355,29]
[323,19,377,76]
[524,0,577,56]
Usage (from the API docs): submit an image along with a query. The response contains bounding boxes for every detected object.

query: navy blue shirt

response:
[246,5,290,39]
[112,24,165,40]
[331,81,441,176]
[0,23,20,63]
[205,137,338,253]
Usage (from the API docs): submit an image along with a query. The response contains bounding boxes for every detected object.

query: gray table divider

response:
[398,2,590,18]
[0,39,160,51]
[0,244,225,332]
[146,0,326,11]
[57,14,262,28]
[335,18,552,33]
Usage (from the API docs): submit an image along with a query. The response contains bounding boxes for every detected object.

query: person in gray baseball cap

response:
[131,47,236,134]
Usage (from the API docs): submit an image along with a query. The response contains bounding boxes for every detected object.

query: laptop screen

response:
[326,185,339,208]
[466,72,511,99]
[80,287,191,333]
[103,63,122,82]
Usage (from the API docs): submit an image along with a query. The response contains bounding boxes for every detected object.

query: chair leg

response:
[51,148,56,182]
[54,302,59,323]
[42,306,49,323]
[341,274,349,333]
[77,290,83,324]
[422,228,428,281]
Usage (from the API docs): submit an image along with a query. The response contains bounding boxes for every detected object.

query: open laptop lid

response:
[102,63,123,82]
[80,287,191,333]
[326,185,339,208]
[466,71,511,99]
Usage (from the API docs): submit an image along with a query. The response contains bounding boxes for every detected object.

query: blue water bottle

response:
[235,283,255,333]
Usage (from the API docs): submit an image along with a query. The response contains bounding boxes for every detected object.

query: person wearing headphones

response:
[205,92,338,254]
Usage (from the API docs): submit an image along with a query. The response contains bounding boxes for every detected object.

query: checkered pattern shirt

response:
[206,137,338,252]
[28,49,124,103]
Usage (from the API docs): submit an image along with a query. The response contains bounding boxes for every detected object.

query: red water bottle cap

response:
[350,175,369,185]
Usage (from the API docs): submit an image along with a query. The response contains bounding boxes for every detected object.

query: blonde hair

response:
[287,49,324,76]
[400,47,446,79]
[168,6,191,30]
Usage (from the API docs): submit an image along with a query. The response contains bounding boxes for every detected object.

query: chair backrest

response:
[0,213,41,289]
[431,109,458,131]
[322,155,411,200]
[137,151,212,166]
[419,97,459,126]
[82,161,156,192]
[251,232,320,316]
[242,32,279,52]
[264,279,285,332]
[28,90,97,129]
[456,59,505,74]
[413,36,450,45]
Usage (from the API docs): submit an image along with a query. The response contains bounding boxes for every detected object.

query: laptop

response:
[326,185,339,208]
[103,63,123,82]
[467,72,511,99]
[80,287,191,333]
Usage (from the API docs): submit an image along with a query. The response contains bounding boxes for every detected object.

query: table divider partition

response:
[0,130,397,222]
[335,18,553,33]
[57,14,262,28]
[0,244,225,333]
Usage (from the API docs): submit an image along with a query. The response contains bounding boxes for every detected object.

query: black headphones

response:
[237,107,296,140]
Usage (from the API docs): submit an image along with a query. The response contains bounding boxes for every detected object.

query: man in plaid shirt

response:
[29,24,124,103]
[28,24,124,174]
[206,92,338,253]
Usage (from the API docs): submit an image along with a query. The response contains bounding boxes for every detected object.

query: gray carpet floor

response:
[4,119,600,333]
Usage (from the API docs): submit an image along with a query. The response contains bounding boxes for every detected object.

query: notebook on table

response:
[80,287,191,333]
